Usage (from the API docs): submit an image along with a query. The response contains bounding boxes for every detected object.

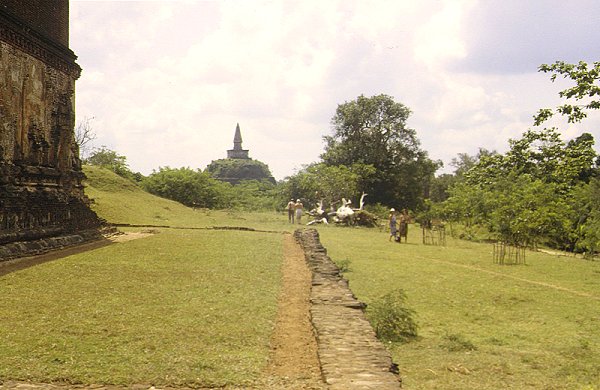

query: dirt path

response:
[0,232,325,390]
[259,234,326,389]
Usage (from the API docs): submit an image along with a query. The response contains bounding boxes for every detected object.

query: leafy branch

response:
[534,61,600,125]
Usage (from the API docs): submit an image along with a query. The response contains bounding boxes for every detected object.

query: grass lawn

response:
[317,225,600,389]
[3,166,599,388]
[0,229,282,387]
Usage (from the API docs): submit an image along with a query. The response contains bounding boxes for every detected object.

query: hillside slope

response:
[82,165,242,227]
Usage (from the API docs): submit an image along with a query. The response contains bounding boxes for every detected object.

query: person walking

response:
[295,199,304,224]
[287,199,295,223]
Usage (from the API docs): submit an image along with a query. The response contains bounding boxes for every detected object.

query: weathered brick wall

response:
[0,0,69,46]
[0,0,102,251]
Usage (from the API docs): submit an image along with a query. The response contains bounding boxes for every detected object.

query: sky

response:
[70,0,600,180]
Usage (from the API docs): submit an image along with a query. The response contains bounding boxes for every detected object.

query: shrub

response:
[335,258,352,273]
[367,289,418,343]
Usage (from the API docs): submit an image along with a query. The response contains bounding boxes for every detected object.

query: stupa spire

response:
[233,123,243,149]
[227,123,250,159]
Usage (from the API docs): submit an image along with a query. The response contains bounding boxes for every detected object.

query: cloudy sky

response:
[70,0,600,180]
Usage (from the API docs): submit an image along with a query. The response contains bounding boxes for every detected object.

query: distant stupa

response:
[227,123,250,159]
[205,123,276,184]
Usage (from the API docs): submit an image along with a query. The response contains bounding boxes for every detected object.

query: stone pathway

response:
[294,228,401,389]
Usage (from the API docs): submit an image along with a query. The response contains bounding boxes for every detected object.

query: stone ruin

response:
[0,1,103,259]
[206,123,276,184]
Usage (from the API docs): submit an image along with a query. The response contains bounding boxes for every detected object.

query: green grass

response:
[316,225,600,389]
[0,229,281,387]
[83,165,291,231]
[0,167,292,386]
[4,166,600,388]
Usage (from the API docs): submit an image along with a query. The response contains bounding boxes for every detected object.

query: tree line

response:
[80,60,599,255]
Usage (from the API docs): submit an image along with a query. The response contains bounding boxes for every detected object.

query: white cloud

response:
[70,0,600,180]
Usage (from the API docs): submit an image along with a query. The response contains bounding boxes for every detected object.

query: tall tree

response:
[321,94,441,209]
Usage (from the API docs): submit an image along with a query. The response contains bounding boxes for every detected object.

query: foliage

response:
[85,146,140,182]
[571,178,600,255]
[485,173,570,247]
[142,166,231,209]
[429,173,456,203]
[366,289,418,343]
[205,158,275,183]
[141,166,280,212]
[227,179,280,211]
[534,60,600,125]
[465,128,597,191]
[443,128,599,250]
[321,94,441,209]
[335,258,352,273]
[430,149,497,203]
[280,162,375,210]
[364,202,393,220]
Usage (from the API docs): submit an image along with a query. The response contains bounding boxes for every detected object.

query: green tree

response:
[430,148,497,202]
[228,179,279,211]
[485,174,570,247]
[85,146,138,181]
[466,128,598,191]
[321,94,441,209]
[445,129,598,249]
[534,61,600,125]
[570,178,600,255]
[281,163,375,210]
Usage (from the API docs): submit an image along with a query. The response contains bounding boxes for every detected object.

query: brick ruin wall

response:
[0,2,102,256]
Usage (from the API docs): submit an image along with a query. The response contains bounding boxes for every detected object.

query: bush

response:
[142,167,231,209]
[367,289,418,343]
[335,258,352,273]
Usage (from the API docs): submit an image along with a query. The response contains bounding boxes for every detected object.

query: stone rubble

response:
[294,228,401,389]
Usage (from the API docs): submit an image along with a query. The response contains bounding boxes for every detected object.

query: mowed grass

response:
[0,167,289,387]
[317,225,600,389]
[0,229,282,387]
[5,166,600,388]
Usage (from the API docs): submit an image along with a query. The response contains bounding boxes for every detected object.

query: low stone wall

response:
[294,228,401,389]
[0,227,114,262]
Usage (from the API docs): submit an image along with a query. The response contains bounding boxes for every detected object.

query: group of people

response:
[389,208,409,243]
[286,199,304,224]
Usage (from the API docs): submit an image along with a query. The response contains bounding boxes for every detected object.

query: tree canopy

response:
[439,127,599,251]
[321,94,441,209]
[85,146,141,182]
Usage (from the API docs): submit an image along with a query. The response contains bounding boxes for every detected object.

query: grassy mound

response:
[83,165,286,229]
[83,165,204,226]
